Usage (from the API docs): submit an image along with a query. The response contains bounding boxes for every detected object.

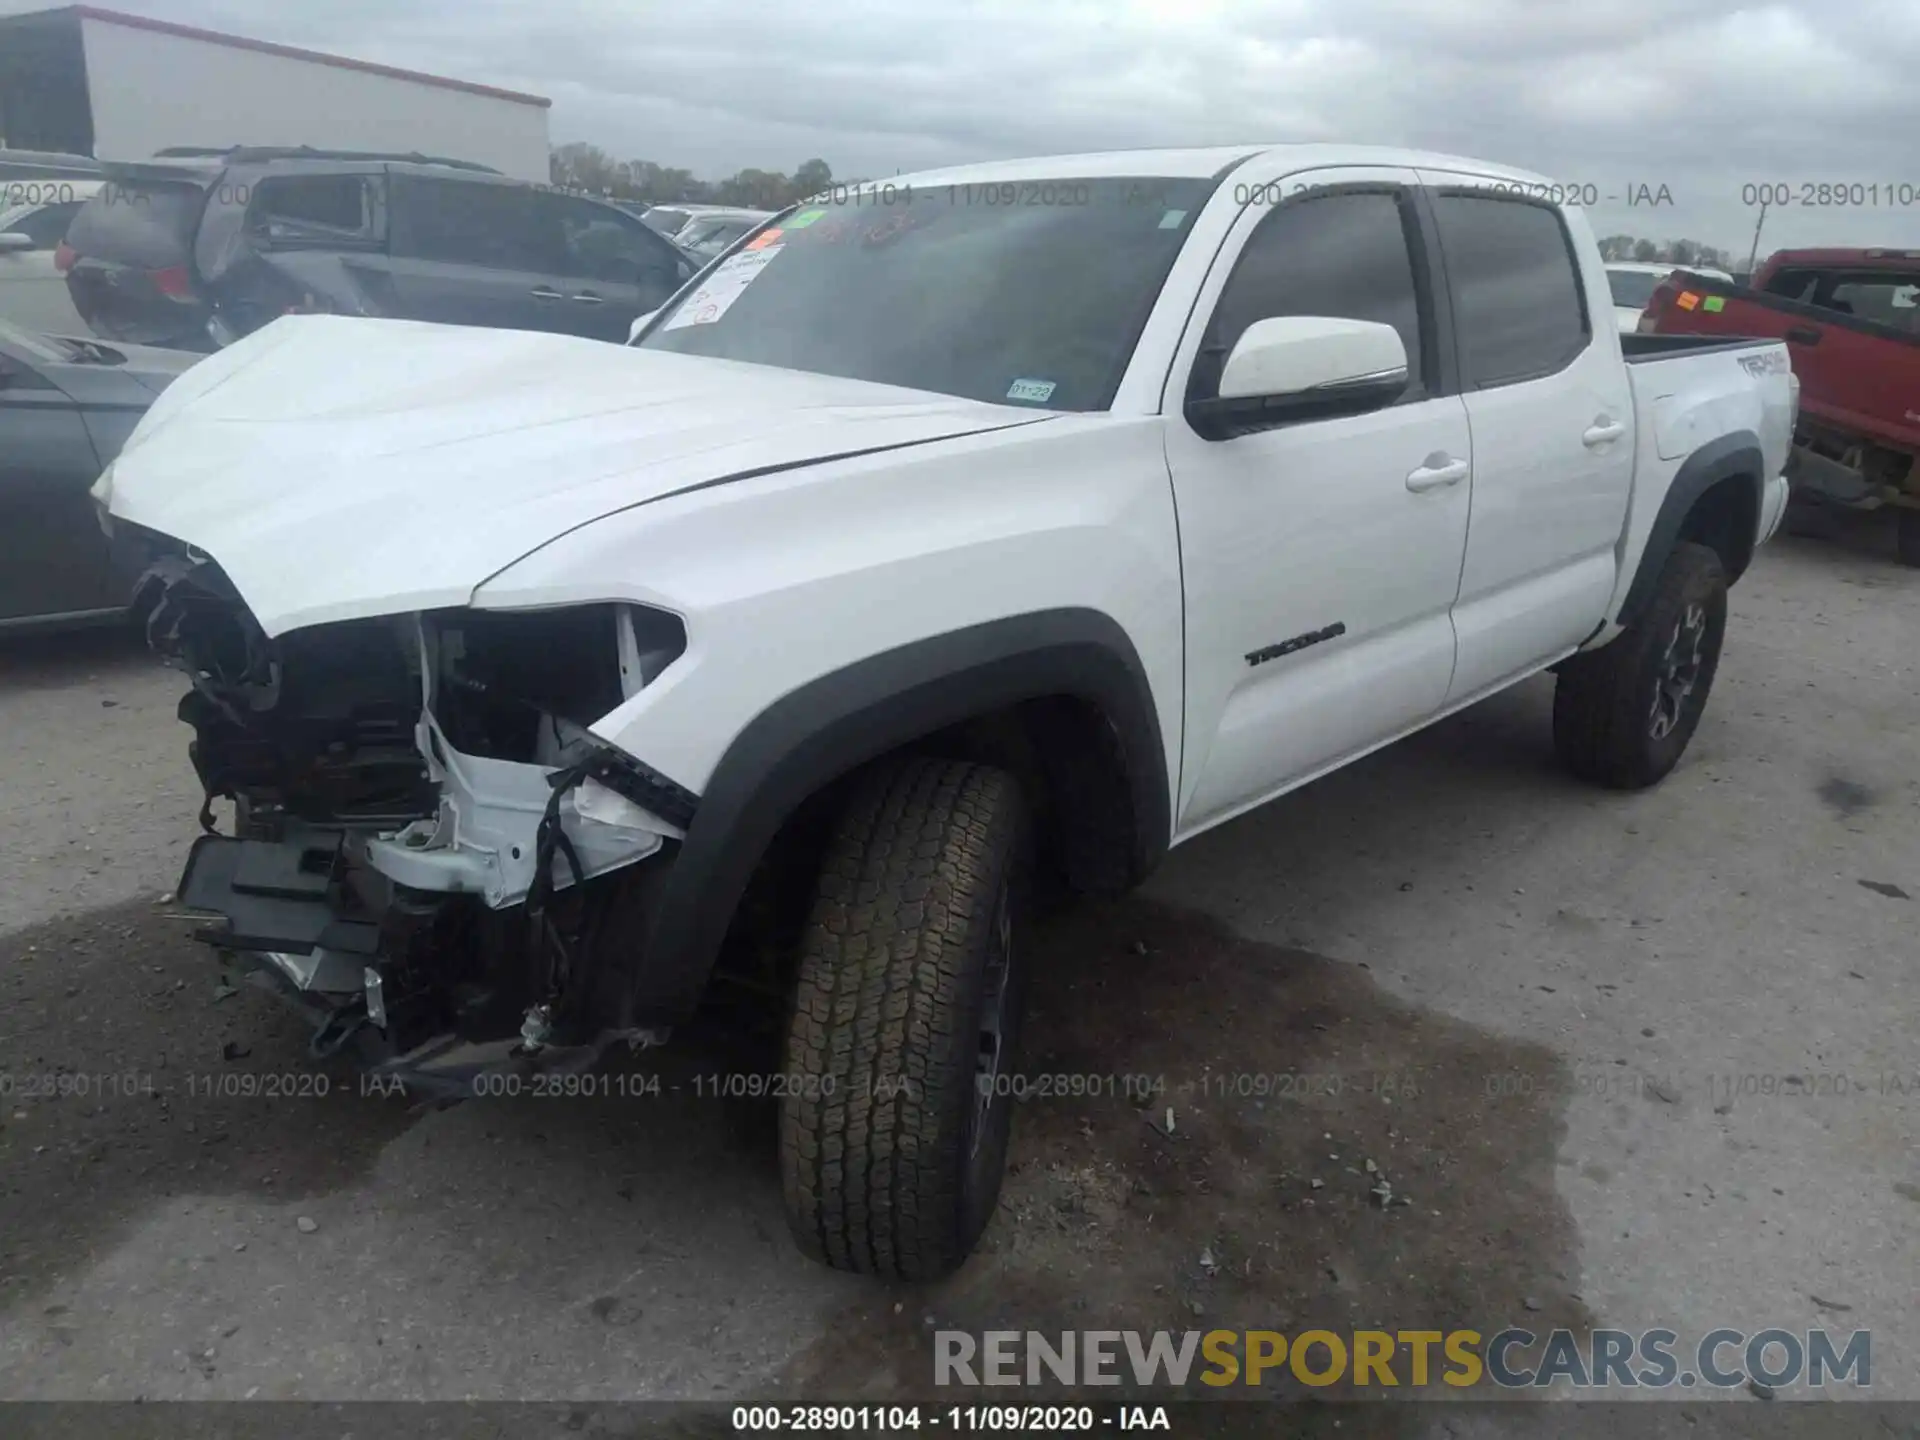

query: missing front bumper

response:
[175,820,673,1096]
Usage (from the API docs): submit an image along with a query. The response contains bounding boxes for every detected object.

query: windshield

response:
[638,177,1214,411]
[1607,269,1664,308]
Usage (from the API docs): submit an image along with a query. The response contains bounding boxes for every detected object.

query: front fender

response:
[627,610,1170,1020]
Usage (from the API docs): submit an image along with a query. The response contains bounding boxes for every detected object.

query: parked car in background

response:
[1606,261,1732,333]
[672,206,773,260]
[1640,247,1920,563]
[61,147,697,350]
[0,319,196,629]
[0,177,105,334]
[638,202,722,238]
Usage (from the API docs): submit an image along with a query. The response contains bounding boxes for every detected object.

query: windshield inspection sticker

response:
[661,246,782,331]
[787,208,827,228]
[1007,378,1057,403]
[1703,295,1726,312]
[1158,209,1188,229]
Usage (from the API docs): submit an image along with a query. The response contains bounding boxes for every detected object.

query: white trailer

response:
[0,5,551,182]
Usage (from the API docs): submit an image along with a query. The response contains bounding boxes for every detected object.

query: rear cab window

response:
[1430,192,1590,388]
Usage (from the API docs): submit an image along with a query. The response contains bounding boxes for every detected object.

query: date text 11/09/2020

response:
[731,1406,1167,1432]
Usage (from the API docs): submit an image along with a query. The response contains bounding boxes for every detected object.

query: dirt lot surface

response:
[1,516,1915,1436]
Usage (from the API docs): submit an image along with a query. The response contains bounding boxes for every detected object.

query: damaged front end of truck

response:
[137,546,698,1094]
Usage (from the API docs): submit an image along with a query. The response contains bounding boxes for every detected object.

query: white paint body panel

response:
[107,315,1048,637]
[102,143,1795,863]
[77,16,551,181]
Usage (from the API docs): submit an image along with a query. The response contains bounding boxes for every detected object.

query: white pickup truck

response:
[101,144,1795,1282]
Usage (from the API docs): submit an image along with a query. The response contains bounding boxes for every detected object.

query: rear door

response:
[550,194,694,341]
[384,174,570,333]
[0,337,112,623]
[1418,180,1634,702]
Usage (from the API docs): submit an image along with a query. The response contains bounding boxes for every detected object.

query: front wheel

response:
[1553,542,1728,790]
[779,757,1031,1280]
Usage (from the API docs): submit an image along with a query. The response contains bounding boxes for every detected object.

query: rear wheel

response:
[1553,542,1728,790]
[779,757,1031,1280]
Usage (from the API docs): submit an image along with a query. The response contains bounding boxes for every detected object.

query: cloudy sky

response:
[17,0,1920,252]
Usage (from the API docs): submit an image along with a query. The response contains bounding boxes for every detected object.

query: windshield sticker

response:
[661,246,782,330]
[1676,291,1700,310]
[1158,209,1188,230]
[1703,295,1726,313]
[1007,378,1057,404]
[787,208,827,229]
[744,228,784,252]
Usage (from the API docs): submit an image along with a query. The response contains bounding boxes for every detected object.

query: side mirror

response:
[1188,316,1409,440]
[0,231,35,253]
[628,309,661,343]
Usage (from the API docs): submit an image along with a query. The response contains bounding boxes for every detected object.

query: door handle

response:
[1785,325,1822,346]
[1405,456,1469,492]
[1582,418,1627,448]
[530,287,563,300]
[570,292,606,304]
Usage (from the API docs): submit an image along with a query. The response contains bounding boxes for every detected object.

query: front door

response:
[1163,169,1472,835]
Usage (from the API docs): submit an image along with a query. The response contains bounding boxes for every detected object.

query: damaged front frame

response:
[148,555,703,1080]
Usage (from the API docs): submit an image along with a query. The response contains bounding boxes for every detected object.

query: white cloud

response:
[16,0,1919,249]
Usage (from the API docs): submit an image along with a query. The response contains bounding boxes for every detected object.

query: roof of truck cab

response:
[1763,247,1920,267]
[887,145,1554,188]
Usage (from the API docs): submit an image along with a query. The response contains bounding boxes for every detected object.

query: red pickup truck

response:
[1641,248,1920,564]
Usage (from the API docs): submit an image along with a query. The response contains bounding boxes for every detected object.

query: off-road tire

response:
[1896,508,1920,568]
[1553,541,1728,790]
[779,757,1030,1280]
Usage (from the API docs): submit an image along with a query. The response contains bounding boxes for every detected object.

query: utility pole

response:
[1744,200,1768,280]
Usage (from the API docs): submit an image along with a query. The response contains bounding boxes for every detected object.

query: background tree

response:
[548,147,852,210]
[790,158,833,201]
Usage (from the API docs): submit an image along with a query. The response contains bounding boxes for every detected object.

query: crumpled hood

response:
[107,315,1047,636]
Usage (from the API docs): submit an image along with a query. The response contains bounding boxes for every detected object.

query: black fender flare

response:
[1616,430,1765,629]
[627,608,1172,1021]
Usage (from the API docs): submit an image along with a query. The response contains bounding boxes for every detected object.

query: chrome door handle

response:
[1583,419,1627,447]
[530,287,563,300]
[1406,457,1469,492]
[571,292,606,304]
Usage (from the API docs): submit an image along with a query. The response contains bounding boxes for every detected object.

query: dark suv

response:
[61,148,697,350]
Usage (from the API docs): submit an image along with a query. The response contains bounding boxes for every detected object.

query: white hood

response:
[108,316,1046,636]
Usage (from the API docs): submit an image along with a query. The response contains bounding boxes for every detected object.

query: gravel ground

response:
[0,515,1914,1433]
